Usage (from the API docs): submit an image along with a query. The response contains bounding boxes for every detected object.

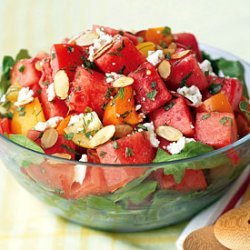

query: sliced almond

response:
[112,76,134,88]
[89,125,115,148]
[156,125,183,141]
[93,42,113,60]
[75,31,99,46]
[114,124,133,138]
[54,70,69,100]
[52,153,72,159]
[158,60,171,79]
[41,128,58,149]
[163,42,177,55]
[35,60,43,71]
[171,50,191,59]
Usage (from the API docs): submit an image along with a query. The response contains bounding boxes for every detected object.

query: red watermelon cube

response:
[195,112,238,148]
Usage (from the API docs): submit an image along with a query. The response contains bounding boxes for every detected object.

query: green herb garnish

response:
[208,83,222,95]
[125,147,134,157]
[147,90,158,100]
[162,26,171,36]
[202,113,211,120]
[113,141,119,149]
[164,102,175,111]
[180,72,192,87]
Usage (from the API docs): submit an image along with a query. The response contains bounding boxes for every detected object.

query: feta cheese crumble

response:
[177,85,202,107]
[147,50,164,66]
[141,122,160,148]
[14,87,34,106]
[0,94,6,103]
[73,154,88,184]
[34,116,63,131]
[135,104,142,111]
[88,28,113,62]
[46,83,56,102]
[167,137,195,155]
[199,60,213,75]
[105,72,122,83]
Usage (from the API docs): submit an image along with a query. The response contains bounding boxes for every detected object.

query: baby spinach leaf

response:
[9,134,45,153]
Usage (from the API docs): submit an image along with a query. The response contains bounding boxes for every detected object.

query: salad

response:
[0,25,249,215]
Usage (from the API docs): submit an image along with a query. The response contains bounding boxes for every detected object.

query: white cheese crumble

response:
[73,154,88,185]
[88,28,113,62]
[14,87,34,106]
[46,83,56,102]
[146,50,164,66]
[135,104,142,111]
[68,112,102,133]
[34,116,63,131]
[199,59,213,75]
[177,85,202,107]
[0,94,6,103]
[167,137,195,155]
[105,72,122,83]
[142,122,160,148]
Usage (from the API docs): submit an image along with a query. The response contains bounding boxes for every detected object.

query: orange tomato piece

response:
[145,27,173,46]
[103,86,142,126]
[56,115,71,135]
[198,93,233,113]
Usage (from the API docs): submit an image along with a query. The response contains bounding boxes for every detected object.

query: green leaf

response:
[15,49,31,61]
[2,56,15,77]
[239,100,250,121]
[147,89,158,100]
[208,83,222,95]
[9,134,45,153]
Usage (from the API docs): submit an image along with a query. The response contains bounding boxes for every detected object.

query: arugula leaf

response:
[15,49,31,61]
[2,56,15,77]
[9,134,44,153]
[153,141,228,183]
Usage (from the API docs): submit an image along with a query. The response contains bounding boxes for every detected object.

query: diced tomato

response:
[154,169,207,191]
[167,54,208,91]
[149,97,194,136]
[95,36,146,75]
[68,66,110,117]
[93,25,138,45]
[39,86,68,119]
[50,44,84,81]
[174,33,202,61]
[195,112,238,148]
[129,62,172,114]
[11,58,42,87]
[96,131,156,164]
[0,118,11,135]
[207,75,243,110]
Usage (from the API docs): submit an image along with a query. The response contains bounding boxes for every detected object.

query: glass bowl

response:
[0,44,249,232]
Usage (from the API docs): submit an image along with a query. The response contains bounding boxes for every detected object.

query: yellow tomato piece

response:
[11,97,45,135]
[145,27,173,46]
[56,115,71,135]
[6,84,21,103]
[136,42,156,57]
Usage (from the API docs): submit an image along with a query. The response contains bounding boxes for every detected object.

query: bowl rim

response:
[0,44,250,168]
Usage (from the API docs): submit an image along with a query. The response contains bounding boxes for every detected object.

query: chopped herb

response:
[160,41,167,48]
[51,52,56,60]
[117,40,125,52]
[85,131,92,139]
[151,81,157,89]
[102,103,108,110]
[36,89,42,95]
[4,112,13,119]
[105,87,114,100]
[82,56,96,69]
[99,151,107,158]
[180,72,192,87]
[137,124,148,131]
[113,141,119,149]
[118,87,125,99]
[208,83,222,95]
[125,147,134,157]
[64,133,74,140]
[18,65,25,73]
[41,81,49,87]
[219,116,233,126]
[118,65,126,74]
[35,109,42,117]
[202,113,211,120]
[17,106,26,116]
[239,101,250,114]
[162,26,171,36]
[120,110,130,119]
[147,90,158,100]
[165,52,171,60]
[164,102,175,111]
[61,144,80,155]
[67,46,74,53]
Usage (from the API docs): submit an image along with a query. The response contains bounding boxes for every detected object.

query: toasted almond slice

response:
[72,133,91,148]
[35,60,43,71]
[156,125,183,141]
[171,50,191,59]
[112,76,134,88]
[41,128,58,149]
[52,153,72,159]
[114,124,133,138]
[93,42,113,60]
[75,31,99,46]
[89,125,115,148]
[54,70,69,100]
[158,60,171,79]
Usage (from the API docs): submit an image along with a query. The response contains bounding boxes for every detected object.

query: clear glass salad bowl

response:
[0,44,249,232]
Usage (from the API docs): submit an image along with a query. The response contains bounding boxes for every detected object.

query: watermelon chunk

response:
[154,169,207,191]
[0,118,11,135]
[68,66,110,117]
[149,97,194,136]
[195,112,238,148]
[167,54,208,91]
[129,62,172,114]
[95,36,146,75]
